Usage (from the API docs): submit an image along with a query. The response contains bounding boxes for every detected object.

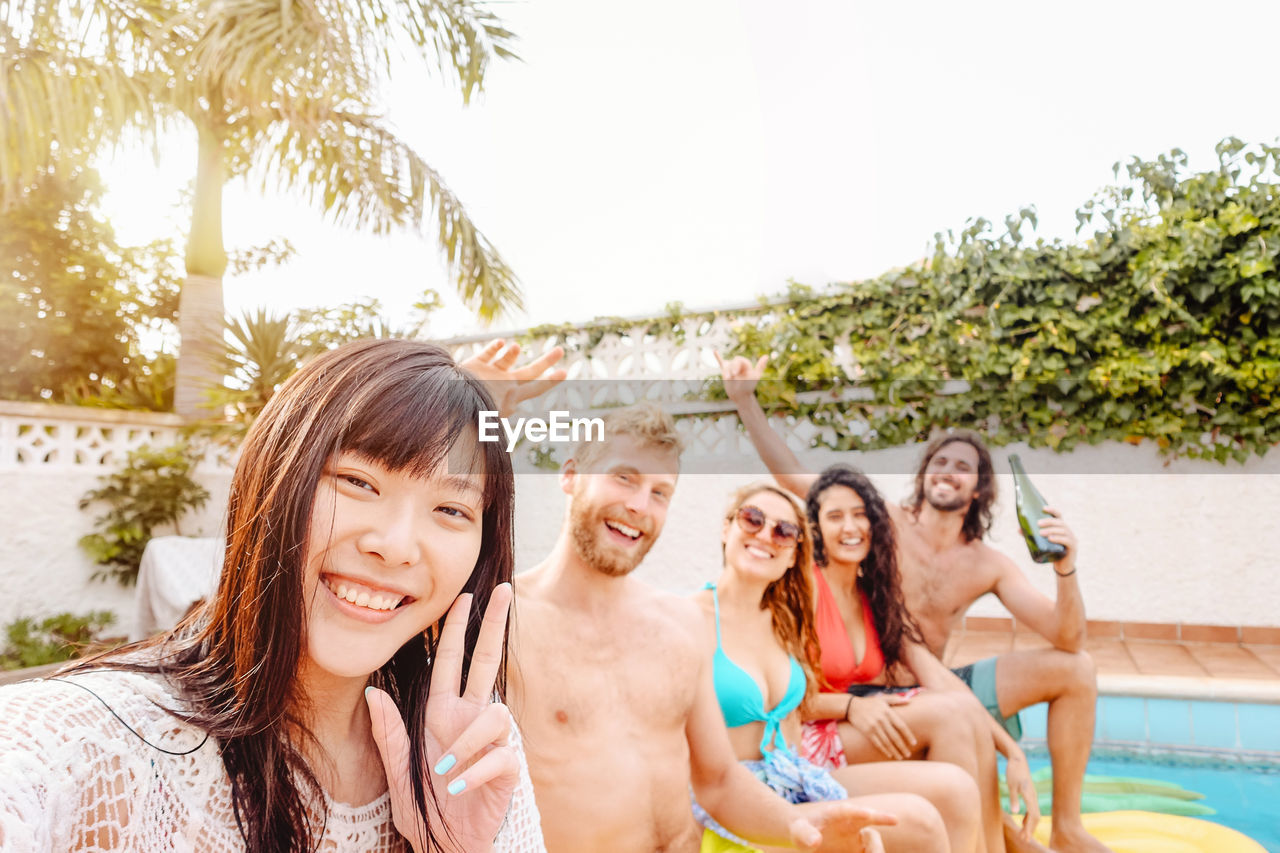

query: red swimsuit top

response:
[813,567,885,691]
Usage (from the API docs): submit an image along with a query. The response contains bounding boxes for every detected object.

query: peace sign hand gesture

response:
[366,583,517,853]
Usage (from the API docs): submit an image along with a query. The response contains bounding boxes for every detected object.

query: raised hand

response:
[367,584,517,853]
[713,350,768,405]
[460,339,566,418]
[845,694,919,761]
[791,800,898,852]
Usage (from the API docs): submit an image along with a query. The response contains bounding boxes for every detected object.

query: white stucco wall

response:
[512,441,1280,628]
[0,402,231,634]
[4,401,1278,634]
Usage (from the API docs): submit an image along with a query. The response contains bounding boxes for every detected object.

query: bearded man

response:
[508,404,951,853]
[720,351,1111,853]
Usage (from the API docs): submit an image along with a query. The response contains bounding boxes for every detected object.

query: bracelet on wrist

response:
[844,694,855,720]
[1054,566,1077,578]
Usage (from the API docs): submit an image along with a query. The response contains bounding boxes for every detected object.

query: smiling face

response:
[923,438,981,513]
[303,451,485,679]
[564,434,679,577]
[814,484,872,569]
[722,489,802,584]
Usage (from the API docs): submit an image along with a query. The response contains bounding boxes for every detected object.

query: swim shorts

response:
[952,655,1022,740]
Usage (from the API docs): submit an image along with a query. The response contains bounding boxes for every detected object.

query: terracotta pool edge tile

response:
[1183,644,1278,680]
[1083,638,1140,675]
[1180,624,1242,644]
[1085,620,1123,639]
[1241,626,1280,646]
[964,616,1013,633]
[1123,622,1179,642]
[1124,641,1211,677]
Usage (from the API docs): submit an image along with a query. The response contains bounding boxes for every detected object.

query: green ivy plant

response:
[512,139,1279,464]
[79,442,211,585]
[0,610,117,670]
[722,139,1280,462]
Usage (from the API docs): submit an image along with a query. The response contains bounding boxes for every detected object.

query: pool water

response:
[1021,752,1280,852]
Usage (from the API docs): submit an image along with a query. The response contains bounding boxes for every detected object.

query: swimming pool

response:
[1017,695,1280,851]
[1022,751,1280,852]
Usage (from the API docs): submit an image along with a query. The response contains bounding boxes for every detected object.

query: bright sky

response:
[102,0,1280,338]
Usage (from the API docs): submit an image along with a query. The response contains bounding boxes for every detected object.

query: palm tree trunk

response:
[174,125,230,418]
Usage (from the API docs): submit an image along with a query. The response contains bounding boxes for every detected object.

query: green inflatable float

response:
[1001,767,1217,817]
[701,769,1267,852]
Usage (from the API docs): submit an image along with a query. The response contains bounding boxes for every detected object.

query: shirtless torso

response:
[512,571,706,853]
[891,505,1006,658]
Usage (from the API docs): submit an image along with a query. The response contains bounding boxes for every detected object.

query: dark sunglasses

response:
[734,505,802,547]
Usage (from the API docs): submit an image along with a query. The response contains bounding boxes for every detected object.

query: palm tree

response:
[1,0,523,416]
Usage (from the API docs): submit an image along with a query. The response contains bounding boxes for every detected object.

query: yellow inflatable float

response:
[1033,811,1266,853]
[703,811,1267,852]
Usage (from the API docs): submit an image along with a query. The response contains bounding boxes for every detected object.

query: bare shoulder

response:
[513,564,553,604]
[972,539,1022,583]
[640,587,706,643]
[687,587,719,638]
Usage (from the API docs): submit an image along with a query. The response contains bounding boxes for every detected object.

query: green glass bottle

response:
[1009,454,1066,563]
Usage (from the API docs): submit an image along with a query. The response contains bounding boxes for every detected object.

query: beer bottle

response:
[1009,454,1066,563]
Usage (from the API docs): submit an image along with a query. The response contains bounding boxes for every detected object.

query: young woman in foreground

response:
[0,339,546,852]
[692,483,982,853]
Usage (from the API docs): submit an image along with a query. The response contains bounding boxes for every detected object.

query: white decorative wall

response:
[0,402,231,632]
[4,315,1278,636]
[511,441,1280,628]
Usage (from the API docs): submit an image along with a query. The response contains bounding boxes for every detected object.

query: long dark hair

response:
[907,431,996,543]
[71,339,515,853]
[723,483,822,705]
[807,465,922,674]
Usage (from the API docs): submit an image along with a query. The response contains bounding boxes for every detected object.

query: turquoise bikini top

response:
[706,583,806,756]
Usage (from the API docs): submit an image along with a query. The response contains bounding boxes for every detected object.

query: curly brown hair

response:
[807,465,923,679]
[723,483,822,705]
[907,431,996,543]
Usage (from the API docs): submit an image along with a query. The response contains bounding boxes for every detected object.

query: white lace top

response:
[0,669,545,852]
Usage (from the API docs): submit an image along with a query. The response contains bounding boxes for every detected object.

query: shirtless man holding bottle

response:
[719,352,1112,853]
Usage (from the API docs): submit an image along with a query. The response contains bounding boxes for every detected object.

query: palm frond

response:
[347,0,520,104]
[5,0,186,74]
[256,106,522,320]
[0,46,165,204]
[174,0,371,129]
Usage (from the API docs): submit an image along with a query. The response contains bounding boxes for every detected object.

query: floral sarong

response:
[691,744,847,847]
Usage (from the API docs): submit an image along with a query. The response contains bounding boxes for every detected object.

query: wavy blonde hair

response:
[723,483,821,705]
[572,402,685,472]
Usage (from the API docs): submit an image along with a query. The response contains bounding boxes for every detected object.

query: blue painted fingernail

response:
[434,754,456,775]
[447,778,467,795]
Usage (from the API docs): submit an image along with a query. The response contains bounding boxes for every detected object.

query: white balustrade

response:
[3,306,1277,632]
[0,401,188,472]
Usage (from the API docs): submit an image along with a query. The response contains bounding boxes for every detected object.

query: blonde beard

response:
[568,499,654,577]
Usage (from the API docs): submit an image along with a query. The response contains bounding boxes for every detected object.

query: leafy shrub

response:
[79,441,211,585]
[724,139,1280,461]
[0,610,117,670]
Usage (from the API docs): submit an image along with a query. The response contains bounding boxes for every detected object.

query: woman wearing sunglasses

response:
[0,339,554,853]
[690,484,981,852]
[716,352,1037,853]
